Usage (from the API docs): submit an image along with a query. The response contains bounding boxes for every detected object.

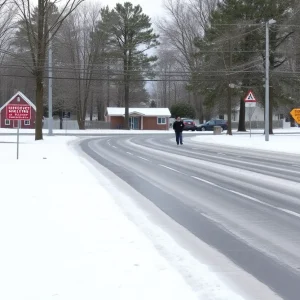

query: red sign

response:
[6,104,31,120]
[244,90,256,102]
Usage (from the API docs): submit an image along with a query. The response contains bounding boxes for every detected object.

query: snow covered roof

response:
[106,107,171,117]
[0,91,36,112]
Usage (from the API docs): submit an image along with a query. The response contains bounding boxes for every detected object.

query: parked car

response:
[196,119,228,131]
[182,118,196,131]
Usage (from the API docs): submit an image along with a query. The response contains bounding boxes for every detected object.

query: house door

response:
[129,117,139,129]
[13,120,19,128]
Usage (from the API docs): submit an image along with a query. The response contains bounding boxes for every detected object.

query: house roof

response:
[0,91,36,112]
[106,107,171,117]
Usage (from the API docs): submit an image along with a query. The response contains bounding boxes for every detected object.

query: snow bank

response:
[234,127,300,134]
[0,127,299,136]
[191,133,300,155]
[0,135,245,300]
[0,128,175,135]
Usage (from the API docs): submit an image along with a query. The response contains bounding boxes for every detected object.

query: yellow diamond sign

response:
[290,108,300,124]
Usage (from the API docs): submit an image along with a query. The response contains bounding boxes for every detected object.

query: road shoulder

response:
[0,135,197,300]
[75,137,283,300]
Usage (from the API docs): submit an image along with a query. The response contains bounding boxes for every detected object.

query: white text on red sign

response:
[6,105,31,120]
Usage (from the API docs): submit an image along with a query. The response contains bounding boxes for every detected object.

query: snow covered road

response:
[81,134,300,300]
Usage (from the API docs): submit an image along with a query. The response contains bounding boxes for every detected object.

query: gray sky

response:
[99,0,166,20]
[33,0,166,20]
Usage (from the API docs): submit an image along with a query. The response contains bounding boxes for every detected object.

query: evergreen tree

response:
[96,2,159,129]
[149,100,157,108]
[200,0,295,134]
[171,102,196,119]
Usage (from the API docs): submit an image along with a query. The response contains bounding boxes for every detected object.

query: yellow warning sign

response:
[290,108,300,124]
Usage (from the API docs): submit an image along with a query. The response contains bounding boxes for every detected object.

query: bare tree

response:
[188,0,218,28]
[56,3,102,129]
[0,1,18,103]
[153,47,190,108]
[157,0,217,122]
[0,0,16,49]
[14,0,84,140]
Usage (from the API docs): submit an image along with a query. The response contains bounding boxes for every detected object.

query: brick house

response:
[0,91,36,129]
[106,107,171,130]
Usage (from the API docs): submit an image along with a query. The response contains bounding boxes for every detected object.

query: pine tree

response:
[97,2,159,129]
[170,102,196,119]
[201,0,295,134]
[149,100,157,108]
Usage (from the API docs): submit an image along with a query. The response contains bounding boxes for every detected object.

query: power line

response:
[210,23,300,27]
[1,71,300,82]
[2,58,299,75]
[0,64,298,76]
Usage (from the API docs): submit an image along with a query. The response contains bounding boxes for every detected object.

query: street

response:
[81,134,300,300]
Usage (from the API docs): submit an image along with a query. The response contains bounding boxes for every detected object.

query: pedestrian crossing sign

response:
[244,90,256,102]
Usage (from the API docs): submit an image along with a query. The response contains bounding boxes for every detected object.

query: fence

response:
[231,120,287,129]
[170,119,286,129]
[43,118,288,131]
[43,119,111,130]
[85,120,111,129]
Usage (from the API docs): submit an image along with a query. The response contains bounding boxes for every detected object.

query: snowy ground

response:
[191,131,300,155]
[0,135,252,300]
[0,128,173,135]
[232,127,300,134]
[0,127,299,135]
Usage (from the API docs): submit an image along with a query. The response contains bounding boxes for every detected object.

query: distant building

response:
[213,104,290,129]
[228,105,285,122]
[106,107,171,130]
[0,91,36,129]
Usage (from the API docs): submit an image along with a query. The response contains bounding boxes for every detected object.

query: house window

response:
[157,117,166,124]
[5,119,10,125]
[24,120,30,126]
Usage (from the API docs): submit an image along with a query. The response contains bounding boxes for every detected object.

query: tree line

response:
[155,0,300,134]
[1,0,300,139]
[0,1,158,139]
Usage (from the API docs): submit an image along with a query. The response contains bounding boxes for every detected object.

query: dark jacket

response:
[173,120,184,132]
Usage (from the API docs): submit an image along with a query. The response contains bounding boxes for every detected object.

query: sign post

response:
[244,90,257,137]
[290,108,300,125]
[247,107,256,137]
[17,120,20,159]
[6,104,31,159]
[63,112,70,134]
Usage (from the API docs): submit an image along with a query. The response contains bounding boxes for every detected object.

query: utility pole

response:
[227,39,233,135]
[265,22,269,141]
[48,31,53,136]
[107,63,110,107]
[265,19,276,142]
[168,73,171,107]
[163,68,167,107]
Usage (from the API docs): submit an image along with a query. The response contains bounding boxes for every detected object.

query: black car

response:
[196,119,228,131]
[182,118,196,131]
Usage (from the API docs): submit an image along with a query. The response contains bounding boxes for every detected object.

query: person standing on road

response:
[173,116,185,145]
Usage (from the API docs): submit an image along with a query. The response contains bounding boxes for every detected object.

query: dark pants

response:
[175,131,183,144]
